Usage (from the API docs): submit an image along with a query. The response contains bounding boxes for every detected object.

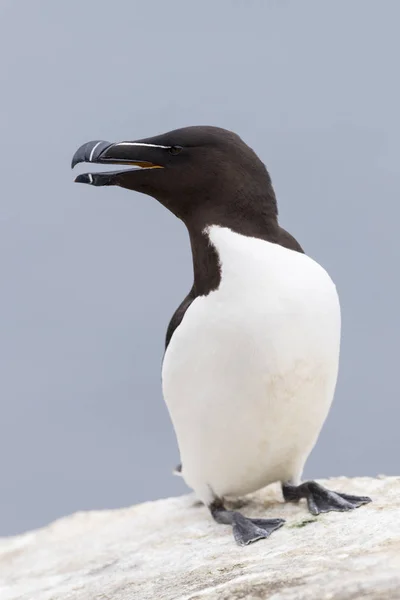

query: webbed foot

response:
[210,499,285,546]
[282,480,371,515]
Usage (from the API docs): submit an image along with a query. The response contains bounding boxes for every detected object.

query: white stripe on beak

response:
[89,141,104,162]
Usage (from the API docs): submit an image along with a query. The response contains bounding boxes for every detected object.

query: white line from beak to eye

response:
[88,174,93,184]
[113,142,170,149]
[89,141,103,162]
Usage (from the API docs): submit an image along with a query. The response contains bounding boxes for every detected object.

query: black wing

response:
[165,287,197,349]
[278,226,304,253]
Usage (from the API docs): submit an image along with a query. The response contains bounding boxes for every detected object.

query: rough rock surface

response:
[1,477,399,600]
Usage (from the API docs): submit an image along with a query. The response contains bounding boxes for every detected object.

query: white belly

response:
[162,226,341,504]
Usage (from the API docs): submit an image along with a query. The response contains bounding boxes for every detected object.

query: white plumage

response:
[162,225,341,505]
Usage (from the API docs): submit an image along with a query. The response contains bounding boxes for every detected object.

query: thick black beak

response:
[74,170,127,186]
[71,140,113,169]
[72,141,119,186]
[71,139,165,186]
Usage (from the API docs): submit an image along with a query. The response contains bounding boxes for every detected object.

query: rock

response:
[1,477,399,600]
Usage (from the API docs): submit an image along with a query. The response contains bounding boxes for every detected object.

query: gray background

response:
[1,0,398,537]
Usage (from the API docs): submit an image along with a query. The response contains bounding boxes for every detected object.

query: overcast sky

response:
[1,0,399,536]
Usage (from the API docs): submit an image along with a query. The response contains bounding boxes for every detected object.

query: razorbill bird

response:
[72,126,371,546]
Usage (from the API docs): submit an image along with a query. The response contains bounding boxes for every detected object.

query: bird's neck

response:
[186,204,280,297]
[188,227,222,296]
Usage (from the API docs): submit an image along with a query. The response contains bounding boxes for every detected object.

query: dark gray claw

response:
[282,481,372,516]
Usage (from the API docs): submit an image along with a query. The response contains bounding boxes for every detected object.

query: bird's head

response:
[72,126,277,228]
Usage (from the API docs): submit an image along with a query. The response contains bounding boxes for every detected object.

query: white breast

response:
[162,226,341,504]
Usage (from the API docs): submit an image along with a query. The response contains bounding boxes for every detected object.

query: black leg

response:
[209,498,285,546]
[282,480,372,516]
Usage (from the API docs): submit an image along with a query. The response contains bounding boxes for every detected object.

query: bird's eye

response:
[168,145,182,155]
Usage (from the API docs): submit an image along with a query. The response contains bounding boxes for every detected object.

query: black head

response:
[72,126,278,231]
